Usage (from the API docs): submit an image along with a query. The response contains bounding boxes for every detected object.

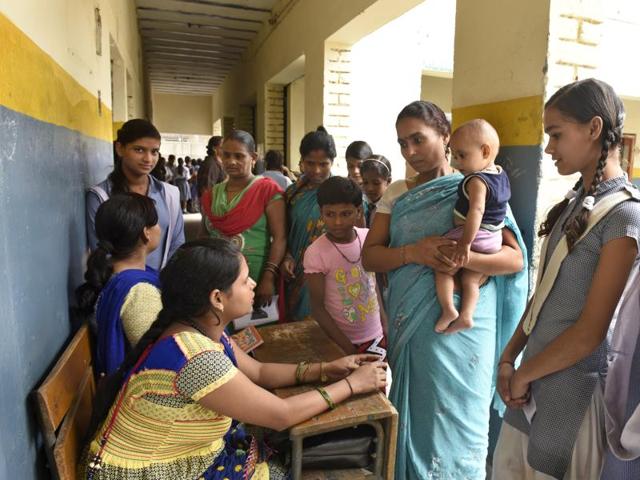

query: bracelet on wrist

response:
[345,377,354,396]
[316,386,336,410]
[319,362,328,383]
[400,245,408,265]
[295,361,310,384]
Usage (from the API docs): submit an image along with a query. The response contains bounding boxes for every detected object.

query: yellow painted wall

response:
[1,0,145,122]
[211,0,422,148]
[152,93,213,136]
[421,75,453,113]
[623,97,640,178]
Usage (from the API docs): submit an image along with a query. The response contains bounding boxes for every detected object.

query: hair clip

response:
[582,195,595,211]
[564,189,577,200]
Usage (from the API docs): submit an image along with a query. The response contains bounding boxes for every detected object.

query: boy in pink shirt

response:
[304,176,387,359]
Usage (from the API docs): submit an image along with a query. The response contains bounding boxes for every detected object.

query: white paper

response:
[232,295,279,330]
[523,394,536,424]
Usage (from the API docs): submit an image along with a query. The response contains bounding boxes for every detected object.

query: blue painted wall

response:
[0,105,112,479]
[497,145,542,260]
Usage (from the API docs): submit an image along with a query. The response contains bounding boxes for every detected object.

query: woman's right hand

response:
[407,236,458,272]
[497,362,529,409]
[346,362,387,394]
[281,257,296,280]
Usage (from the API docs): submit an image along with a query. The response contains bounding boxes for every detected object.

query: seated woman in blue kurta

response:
[362,101,528,479]
[76,193,162,376]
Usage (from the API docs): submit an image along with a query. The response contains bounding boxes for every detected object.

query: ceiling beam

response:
[146,59,233,70]
[136,0,271,22]
[144,50,239,64]
[162,0,275,12]
[138,20,255,40]
[143,43,242,60]
[136,8,263,32]
[147,64,229,74]
[151,84,217,93]
[140,34,247,52]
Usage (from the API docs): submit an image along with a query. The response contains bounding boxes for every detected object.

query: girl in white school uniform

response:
[492,78,640,479]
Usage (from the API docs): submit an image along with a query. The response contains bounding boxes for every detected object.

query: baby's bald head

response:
[452,119,500,153]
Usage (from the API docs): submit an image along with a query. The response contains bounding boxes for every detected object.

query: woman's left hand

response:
[254,275,275,307]
[436,244,461,274]
[324,354,383,380]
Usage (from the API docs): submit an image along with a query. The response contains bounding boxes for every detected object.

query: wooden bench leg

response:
[291,435,304,480]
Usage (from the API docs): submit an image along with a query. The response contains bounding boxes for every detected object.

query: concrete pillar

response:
[453,0,552,259]
[286,76,305,168]
[304,41,326,134]
[323,42,353,172]
[236,105,255,138]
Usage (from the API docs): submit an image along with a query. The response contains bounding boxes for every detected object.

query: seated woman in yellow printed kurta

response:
[80,238,387,480]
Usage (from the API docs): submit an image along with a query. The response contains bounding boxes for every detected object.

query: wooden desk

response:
[254,320,398,480]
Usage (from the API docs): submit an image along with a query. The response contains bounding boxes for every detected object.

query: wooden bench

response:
[254,319,398,480]
[34,324,95,480]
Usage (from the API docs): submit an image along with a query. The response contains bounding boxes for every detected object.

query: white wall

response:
[153,93,213,136]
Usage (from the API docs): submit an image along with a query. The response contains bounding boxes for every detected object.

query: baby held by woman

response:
[435,119,511,333]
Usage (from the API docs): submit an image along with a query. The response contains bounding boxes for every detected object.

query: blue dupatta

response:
[285,181,325,320]
[387,173,528,479]
[95,267,161,376]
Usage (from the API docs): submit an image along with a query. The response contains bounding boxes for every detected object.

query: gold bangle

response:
[498,360,514,368]
[400,245,407,265]
[316,387,336,410]
[295,361,309,384]
[319,362,328,383]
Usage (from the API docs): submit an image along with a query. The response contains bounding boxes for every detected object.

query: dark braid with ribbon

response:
[538,78,625,252]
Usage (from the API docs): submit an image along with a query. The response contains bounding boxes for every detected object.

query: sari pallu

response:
[386,173,528,479]
[203,177,285,323]
[95,267,161,377]
[285,180,326,321]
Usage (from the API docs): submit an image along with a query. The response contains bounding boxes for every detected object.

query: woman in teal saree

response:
[363,101,528,478]
[282,127,335,321]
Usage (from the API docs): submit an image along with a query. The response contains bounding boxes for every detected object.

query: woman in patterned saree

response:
[81,238,387,480]
[362,101,528,479]
[201,130,286,309]
[282,126,336,321]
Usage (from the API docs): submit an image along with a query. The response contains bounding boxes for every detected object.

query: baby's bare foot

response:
[443,313,474,335]
[435,307,459,333]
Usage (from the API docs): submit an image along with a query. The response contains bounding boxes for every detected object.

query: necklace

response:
[179,320,209,339]
[327,228,362,264]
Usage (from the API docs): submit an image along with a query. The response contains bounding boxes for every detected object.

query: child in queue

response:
[434,119,511,334]
[345,140,373,187]
[304,177,387,358]
[360,155,392,227]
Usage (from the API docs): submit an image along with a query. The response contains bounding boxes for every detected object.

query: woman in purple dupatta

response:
[75,193,162,376]
[601,265,640,478]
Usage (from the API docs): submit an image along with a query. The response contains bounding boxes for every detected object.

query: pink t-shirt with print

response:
[303,227,383,345]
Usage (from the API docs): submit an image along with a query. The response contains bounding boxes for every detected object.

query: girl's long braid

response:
[563,132,612,251]
[538,179,582,238]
